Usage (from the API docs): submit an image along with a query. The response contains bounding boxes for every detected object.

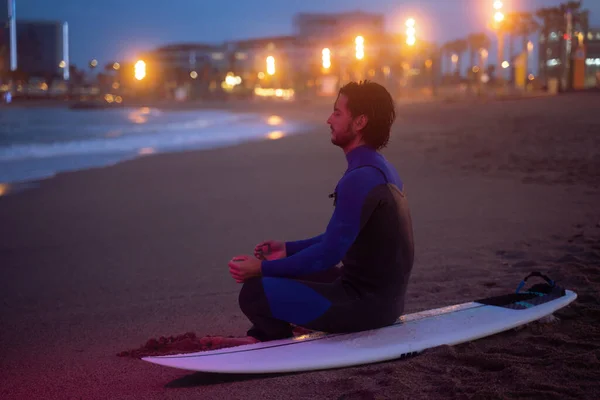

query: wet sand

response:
[1,93,599,399]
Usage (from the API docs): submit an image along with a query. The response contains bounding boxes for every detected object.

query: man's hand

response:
[254,240,286,261]
[228,255,263,283]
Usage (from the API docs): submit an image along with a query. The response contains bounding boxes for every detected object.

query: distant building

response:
[143,11,428,98]
[225,36,299,84]
[536,10,600,89]
[291,10,395,85]
[16,20,69,80]
[139,42,231,99]
[141,42,228,87]
[293,11,385,43]
[583,27,600,87]
[148,43,225,73]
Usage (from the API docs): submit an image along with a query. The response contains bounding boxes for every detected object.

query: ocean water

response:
[0,106,302,183]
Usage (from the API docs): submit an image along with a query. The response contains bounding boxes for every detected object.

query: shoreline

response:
[0,100,327,192]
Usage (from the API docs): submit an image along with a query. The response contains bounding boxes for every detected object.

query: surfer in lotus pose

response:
[228,80,415,344]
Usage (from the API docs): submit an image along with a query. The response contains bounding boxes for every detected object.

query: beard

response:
[330,122,356,148]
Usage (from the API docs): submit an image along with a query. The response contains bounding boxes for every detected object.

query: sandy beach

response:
[1,92,599,399]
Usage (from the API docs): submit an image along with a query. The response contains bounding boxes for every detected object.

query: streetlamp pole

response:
[355,35,364,80]
[8,0,17,72]
[493,1,505,85]
[405,18,416,88]
[405,18,416,47]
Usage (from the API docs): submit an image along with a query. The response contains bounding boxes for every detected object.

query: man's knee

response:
[238,277,265,316]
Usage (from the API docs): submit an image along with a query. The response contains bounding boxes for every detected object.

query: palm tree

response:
[444,41,457,76]
[447,39,468,77]
[440,42,453,76]
[513,12,540,79]
[504,12,521,66]
[467,33,491,71]
[577,10,590,38]
[559,0,582,14]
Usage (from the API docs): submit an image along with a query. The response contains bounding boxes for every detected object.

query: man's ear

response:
[354,114,368,131]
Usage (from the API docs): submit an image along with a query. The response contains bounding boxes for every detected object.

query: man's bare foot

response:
[293,326,315,336]
[214,336,260,347]
[117,332,260,358]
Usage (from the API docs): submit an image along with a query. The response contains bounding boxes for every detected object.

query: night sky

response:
[15,0,600,68]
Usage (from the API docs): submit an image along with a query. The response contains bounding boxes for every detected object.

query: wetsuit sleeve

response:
[285,234,324,256]
[261,167,385,278]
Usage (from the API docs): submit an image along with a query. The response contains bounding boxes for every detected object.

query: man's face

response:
[327,94,358,148]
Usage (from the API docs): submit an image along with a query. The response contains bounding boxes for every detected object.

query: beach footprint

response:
[494,249,540,269]
[567,232,585,243]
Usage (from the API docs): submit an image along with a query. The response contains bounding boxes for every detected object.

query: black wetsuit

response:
[239,145,415,341]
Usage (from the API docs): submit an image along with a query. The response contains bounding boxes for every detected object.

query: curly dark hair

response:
[338,80,396,150]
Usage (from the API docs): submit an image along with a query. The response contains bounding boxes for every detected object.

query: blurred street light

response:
[134,60,146,80]
[355,36,364,60]
[501,61,510,68]
[266,56,275,75]
[493,1,505,83]
[493,0,504,25]
[480,48,489,68]
[406,18,416,46]
[113,62,121,70]
[322,48,331,69]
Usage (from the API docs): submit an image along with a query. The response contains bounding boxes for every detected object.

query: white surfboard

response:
[142,288,577,374]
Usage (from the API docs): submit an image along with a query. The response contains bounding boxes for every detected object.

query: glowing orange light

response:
[267,131,284,140]
[134,60,146,80]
